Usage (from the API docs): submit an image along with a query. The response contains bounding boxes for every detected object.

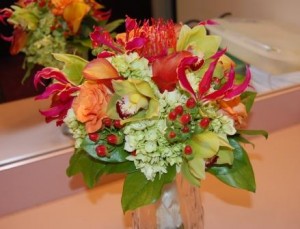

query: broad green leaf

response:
[233,135,255,148]
[105,161,137,174]
[66,149,107,188]
[81,137,128,163]
[207,138,256,192]
[238,129,268,139]
[121,166,176,212]
[241,91,257,112]
[52,53,87,85]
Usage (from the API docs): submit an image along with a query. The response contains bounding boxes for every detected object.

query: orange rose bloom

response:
[72,81,111,133]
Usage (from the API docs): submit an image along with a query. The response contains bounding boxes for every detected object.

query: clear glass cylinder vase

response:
[132,175,204,229]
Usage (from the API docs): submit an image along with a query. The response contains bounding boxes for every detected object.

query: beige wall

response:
[176,0,300,28]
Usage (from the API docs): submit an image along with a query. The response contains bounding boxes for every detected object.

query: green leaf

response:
[81,137,129,163]
[238,129,269,139]
[121,166,176,212]
[233,135,255,148]
[105,161,137,174]
[207,138,256,192]
[103,19,124,33]
[241,91,257,112]
[52,53,88,85]
[66,149,107,188]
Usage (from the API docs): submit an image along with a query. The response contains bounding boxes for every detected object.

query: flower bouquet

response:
[34,16,267,217]
[0,0,122,82]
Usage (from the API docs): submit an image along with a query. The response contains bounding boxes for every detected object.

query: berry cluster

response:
[88,118,124,157]
[165,97,211,156]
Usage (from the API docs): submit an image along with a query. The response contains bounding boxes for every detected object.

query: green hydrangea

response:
[210,115,236,136]
[111,52,152,79]
[124,119,183,180]
[64,109,87,148]
[159,89,188,116]
[22,10,66,69]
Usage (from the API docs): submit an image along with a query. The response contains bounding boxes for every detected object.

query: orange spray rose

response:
[72,80,111,133]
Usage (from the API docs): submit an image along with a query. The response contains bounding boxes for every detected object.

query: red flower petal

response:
[152,51,192,92]
[224,66,251,99]
[198,49,227,98]
[34,67,69,88]
[203,65,235,100]
[177,56,203,99]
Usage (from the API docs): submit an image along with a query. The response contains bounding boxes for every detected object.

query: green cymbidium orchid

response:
[107,78,159,124]
[185,131,234,181]
[176,24,221,59]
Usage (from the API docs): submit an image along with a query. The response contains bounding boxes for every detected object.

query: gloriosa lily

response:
[34,67,80,125]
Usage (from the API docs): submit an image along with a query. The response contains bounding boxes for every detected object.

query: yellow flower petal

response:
[63,2,90,34]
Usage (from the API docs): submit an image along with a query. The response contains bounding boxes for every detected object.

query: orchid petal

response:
[34,67,69,88]
[203,65,235,100]
[224,66,252,99]
[178,56,202,99]
[83,58,120,80]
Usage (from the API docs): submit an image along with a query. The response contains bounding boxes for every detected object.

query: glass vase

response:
[132,175,204,229]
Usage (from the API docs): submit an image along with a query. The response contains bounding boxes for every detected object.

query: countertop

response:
[0,123,299,229]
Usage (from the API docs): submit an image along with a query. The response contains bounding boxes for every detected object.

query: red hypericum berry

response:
[113,119,123,129]
[107,134,118,145]
[168,110,177,121]
[131,150,137,156]
[181,125,190,133]
[186,97,196,109]
[174,105,184,116]
[168,131,176,139]
[88,133,99,142]
[184,145,193,155]
[102,117,112,127]
[96,145,107,157]
[180,113,191,125]
[199,117,210,128]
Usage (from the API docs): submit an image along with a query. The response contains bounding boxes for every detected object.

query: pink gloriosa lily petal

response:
[178,56,203,99]
[90,27,123,53]
[35,83,66,100]
[224,66,251,99]
[198,49,226,98]
[198,19,218,26]
[34,67,69,88]
[203,65,235,100]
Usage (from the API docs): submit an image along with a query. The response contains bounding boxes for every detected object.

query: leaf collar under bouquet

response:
[34,16,268,212]
[0,0,121,81]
